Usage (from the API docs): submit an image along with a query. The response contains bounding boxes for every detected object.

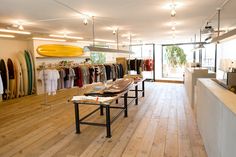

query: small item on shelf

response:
[71,95,114,103]
[124,74,143,80]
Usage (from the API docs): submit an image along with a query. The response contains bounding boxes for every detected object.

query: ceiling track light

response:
[12,22,24,30]
[95,38,115,43]
[32,37,66,42]
[171,26,176,31]
[18,24,24,30]
[170,2,176,17]
[113,29,116,35]
[171,8,176,17]
[0,28,31,35]
[83,17,88,25]
[0,34,15,38]
[49,34,83,40]
[77,40,94,44]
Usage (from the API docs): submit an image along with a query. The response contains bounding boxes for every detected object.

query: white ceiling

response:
[0,0,235,44]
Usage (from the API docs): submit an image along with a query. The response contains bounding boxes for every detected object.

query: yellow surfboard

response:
[37,44,84,57]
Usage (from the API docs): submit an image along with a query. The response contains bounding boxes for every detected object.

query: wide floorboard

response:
[0,82,207,157]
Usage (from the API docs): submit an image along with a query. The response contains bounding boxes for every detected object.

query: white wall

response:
[0,38,32,60]
[218,38,236,59]
[217,38,236,79]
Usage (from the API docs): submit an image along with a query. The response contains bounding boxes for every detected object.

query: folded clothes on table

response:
[72,95,114,103]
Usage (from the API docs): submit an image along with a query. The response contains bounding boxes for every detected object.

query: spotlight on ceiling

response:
[171,26,176,31]
[171,9,176,17]
[12,20,25,30]
[170,3,176,17]
[113,30,116,35]
[18,24,24,30]
[95,38,116,43]
[83,18,88,25]
[49,34,84,40]
[32,37,66,42]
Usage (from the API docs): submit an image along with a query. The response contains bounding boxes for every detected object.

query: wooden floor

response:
[0,82,207,157]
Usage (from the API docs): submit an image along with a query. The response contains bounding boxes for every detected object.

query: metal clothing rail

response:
[72,79,145,138]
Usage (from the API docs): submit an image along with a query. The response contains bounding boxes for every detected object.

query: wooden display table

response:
[72,79,145,138]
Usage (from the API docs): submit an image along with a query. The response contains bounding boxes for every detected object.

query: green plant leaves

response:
[165,45,187,67]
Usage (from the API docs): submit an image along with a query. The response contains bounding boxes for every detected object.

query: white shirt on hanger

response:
[39,69,59,95]
[51,69,60,95]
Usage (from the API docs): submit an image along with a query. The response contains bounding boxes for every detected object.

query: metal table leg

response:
[74,103,81,134]
[135,85,138,105]
[142,80,145,97]
[105,105,111,138]
[100,105,104,115]
[124,92,128,117]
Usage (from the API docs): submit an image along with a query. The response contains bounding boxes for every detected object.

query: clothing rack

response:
[37,62,124,89]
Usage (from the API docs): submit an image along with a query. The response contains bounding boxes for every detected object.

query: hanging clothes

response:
[116,64,120,78]
[129,59,136,70]
[39,69,60,95]
[104,65,111,80]
[112,64,117,80]
[89,67,94,84]
[64,68,70,88]
[0,74,3,95]
[70,68,76,88]
[94,66,100,82]
[136,59,142,74]
[64,68,75,88]
[144,59,153,71]
[118,64,124,78]
[99,65,107,83]
[51,69,60,95]
[80,65,90,85]
[58,69,66,90]
[116,57,128,75]
[74,66,83,88]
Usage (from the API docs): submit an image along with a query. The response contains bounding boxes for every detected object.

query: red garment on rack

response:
[145,59,153,71]
[74,67,83,87]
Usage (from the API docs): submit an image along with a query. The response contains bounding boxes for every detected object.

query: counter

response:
[184,67,216,108]
[196,79,236,157]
